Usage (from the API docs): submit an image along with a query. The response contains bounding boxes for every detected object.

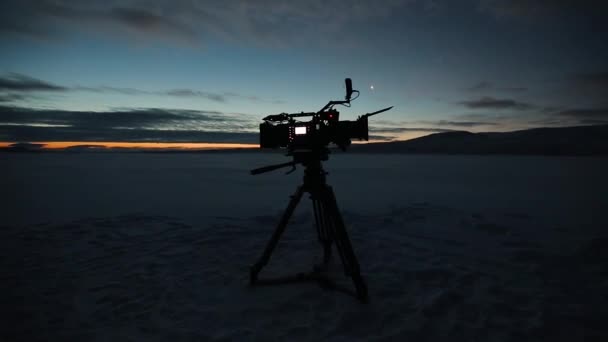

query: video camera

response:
[252,78,392,175]
[250,78,389,300]
[259,78,391,151]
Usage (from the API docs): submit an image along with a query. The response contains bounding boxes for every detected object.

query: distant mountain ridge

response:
[352,124,608,155]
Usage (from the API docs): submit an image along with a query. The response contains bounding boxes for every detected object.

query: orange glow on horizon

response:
[0,141,259,150]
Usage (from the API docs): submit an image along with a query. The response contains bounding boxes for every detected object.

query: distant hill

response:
[351,124,608,155]
[3,125,608,155]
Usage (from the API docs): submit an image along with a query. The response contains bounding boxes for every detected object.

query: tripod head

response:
[250,148,330,175]
[251,78,392,175]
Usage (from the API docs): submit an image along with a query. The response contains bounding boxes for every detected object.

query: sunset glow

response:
[0,141,258,150]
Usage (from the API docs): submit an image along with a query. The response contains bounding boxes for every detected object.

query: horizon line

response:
[0,141,260,150]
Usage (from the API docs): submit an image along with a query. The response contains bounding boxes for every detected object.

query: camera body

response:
[259,108,369,151]
[258,79,384,154]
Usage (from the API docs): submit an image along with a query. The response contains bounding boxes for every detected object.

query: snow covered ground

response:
[2,152,607,341]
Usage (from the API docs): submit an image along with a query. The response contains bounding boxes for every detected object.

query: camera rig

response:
[251,78,392,175]
[249,79,392,301]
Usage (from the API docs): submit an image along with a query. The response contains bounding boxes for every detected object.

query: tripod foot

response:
[250,264,261,285]
[353,275,368,302]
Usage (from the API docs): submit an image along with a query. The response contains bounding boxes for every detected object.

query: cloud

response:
[477,0,608,19]
[568,71,608,99]
[556,108,608,119]
[522,106,608,127]
[578,119,608,125]
[2,142,46,151]
[537,71,608,109]
[370,127,456,133]
[72,85,145,95]
[0,73,67,92]
[0,105,258,142]
[0,105,253,128]
[0,1,199,43]
[468,81,493,91]
[0,124,258,143]
[571,71,608,88]
[432,120,498,127]
[467,81,527,92]
[72,85,228,102]
[501,86,528,92]
[108,7,196,39]
[1,73,279,104]
[0,93,29,102]
[0,0,415,46]
[370,118,499,134]
[459,96,533,110]
[164,89,226,102]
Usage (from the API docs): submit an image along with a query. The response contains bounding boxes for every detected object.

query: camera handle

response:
[250,161,297,175]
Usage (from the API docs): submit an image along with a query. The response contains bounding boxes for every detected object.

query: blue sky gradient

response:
[1,0,607,143]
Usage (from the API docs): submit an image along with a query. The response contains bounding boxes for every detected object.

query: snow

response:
[1,152,607,341]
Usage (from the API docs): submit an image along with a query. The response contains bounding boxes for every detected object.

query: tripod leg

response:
[312,197,332,266]
[321,185,368,301]
[250,186,306,285]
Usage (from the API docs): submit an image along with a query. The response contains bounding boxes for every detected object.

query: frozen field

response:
[1,152,608,341]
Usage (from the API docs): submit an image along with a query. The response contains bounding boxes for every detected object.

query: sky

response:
[0,0,607,147]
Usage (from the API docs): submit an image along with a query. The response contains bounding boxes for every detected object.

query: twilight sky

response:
[1,0,607,145]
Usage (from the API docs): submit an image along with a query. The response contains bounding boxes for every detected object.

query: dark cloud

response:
[108,7,196,39]
[0,73,278,104]
[453,113,495,120]
[0,105,238,126]
[568,71,608,99]
[370,118,499,133]
[556,108,608,119]
[0,73,66,92]
[432,120,498,127]
[72,86,227,102]
[459,96,533,110]
[370,127,456,133]
[0,0,413,46]
[0,105,258,142]
[538,71,608,108]
[572,71,608,88]
[0,1,198,42]
[526,117,569,126]
[468,81,493,91]
[1,142,46,151]
[578,119,608,125]
[525,106,608,127]
[0,93,28,102]
[72,86,145,95]
[502,87,528,92]
[467,81,527,92]
[478,0,608,18]
[0,124,258,143]
[223,92,285,104]
[165,89,226,102]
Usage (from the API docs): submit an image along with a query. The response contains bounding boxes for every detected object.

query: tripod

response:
[249,157,368,302]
